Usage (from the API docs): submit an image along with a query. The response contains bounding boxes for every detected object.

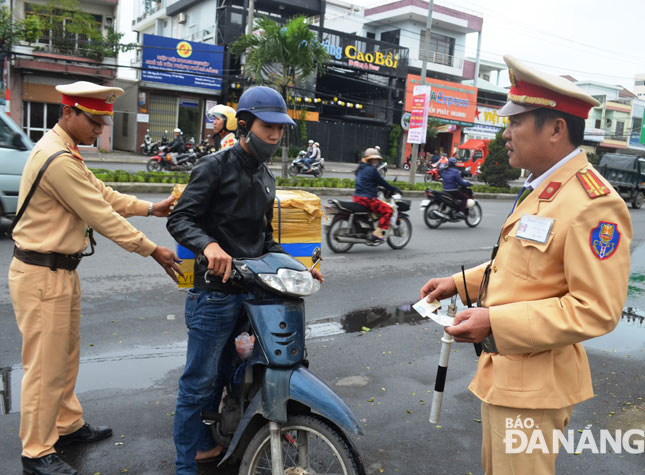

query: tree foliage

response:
[231,16,330,176]
[0,0,136,60]
[479,128,521,187]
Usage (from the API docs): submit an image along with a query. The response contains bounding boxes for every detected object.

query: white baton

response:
[429,296,457,424]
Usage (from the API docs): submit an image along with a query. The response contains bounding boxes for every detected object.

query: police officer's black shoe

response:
[22,454,78,475]
[56,422,112,446]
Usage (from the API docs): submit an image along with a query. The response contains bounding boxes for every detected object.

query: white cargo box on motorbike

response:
[171,186,323,288]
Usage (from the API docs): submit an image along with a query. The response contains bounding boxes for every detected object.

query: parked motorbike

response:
[288,151,325,177]
[205,250,365,474]
[420,186,482,228]
[324,188,412,253]
[146,145,197,172]
[196,136,216,158]
[140,129,168,155]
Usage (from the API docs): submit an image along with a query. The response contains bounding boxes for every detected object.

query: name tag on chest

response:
[516,214,554,243]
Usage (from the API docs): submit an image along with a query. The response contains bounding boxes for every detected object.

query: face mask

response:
[245,131,281,163]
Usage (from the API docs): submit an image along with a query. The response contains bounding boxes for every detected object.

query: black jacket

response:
[169,135,184,153]
[167,143,284,291]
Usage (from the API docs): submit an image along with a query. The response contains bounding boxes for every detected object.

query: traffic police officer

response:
[9,81,183,475]
[420,56,632,474]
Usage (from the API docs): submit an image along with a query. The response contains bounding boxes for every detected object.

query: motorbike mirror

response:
[309,247,322,271]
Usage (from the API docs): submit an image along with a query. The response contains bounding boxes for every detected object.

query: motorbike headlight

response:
[257,268,321,297]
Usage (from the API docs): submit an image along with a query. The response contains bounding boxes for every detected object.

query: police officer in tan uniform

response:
[8,81,183,475]
[420,56,632,474]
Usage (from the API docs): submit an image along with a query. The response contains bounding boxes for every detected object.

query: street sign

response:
[401,112,411,131]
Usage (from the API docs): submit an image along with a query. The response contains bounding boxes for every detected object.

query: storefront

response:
[403,75,477,161]
[130,33,225,148]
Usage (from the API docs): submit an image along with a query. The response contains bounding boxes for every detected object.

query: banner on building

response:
[141,34,224,92]
[629,100,645,149]
[407,85,431,144]
[405,75,477,126]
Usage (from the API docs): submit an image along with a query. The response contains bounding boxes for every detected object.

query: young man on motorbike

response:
[167,86,322,475]
[304,141,321,171]
[354,147,401,241]
[441,156,472,218]
[168,128,185,166]
[207,104,237,151]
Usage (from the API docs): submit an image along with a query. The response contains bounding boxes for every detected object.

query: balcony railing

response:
[418,50,462,69]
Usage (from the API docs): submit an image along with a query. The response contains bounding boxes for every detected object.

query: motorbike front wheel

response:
[146,159,162,172]
[287,165,298,177]
[326,219,353,253]
[387,216,412,249]
[465,202,482,227]
[239,414,362,475]
[423,173,433,183]
[423,202,443,229]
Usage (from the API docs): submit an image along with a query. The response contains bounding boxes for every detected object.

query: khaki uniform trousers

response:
[8,257,86,458]
[481,402,573,475]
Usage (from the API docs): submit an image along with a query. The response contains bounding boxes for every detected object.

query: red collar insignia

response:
[538,182,561,200]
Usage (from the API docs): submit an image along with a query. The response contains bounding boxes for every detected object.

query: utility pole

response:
[409,0,434,184]
[247,0,255,35]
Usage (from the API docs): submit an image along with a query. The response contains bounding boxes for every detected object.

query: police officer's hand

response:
[420,276,457,303]
[152,195,176,217]
[445,307,492,343]
[204,242,233,283]
[151,246,184,283]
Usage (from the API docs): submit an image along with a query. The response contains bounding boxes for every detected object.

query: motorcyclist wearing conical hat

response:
[353,147,400,241]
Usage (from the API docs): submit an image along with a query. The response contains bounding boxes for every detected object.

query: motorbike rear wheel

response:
[423,203,443,229]
[387,216,412,249]
[465,202,482,227]
[239,414,362,475]
[287,165,298,177]
[326,219,353,253]
[146,159,162,172]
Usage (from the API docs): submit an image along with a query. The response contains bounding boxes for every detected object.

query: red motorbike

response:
[423,162,441,183]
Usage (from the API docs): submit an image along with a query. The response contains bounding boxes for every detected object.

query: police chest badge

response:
[590,222,620,260]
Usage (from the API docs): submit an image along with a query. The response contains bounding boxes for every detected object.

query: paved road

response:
[0,194,643,474]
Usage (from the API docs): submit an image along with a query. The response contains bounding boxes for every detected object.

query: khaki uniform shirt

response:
[13,125,156,256]
[453,152,632,409]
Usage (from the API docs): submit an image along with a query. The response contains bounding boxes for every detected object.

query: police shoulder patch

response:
[590,221,620,260]
[576,168,610,199]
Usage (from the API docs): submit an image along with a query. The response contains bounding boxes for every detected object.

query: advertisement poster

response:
[141,34,224,92]
[405,75,478,126]
[628,100,645,150]
[407,85,431,144]
[205,100,218,129]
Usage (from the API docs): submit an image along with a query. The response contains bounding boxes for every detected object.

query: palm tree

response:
[231,15,330,177]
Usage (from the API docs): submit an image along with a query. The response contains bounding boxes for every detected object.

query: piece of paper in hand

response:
[413,298,455,327]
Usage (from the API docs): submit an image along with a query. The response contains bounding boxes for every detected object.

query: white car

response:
[0,112,33,219]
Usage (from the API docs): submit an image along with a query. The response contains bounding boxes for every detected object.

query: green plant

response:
[388,125,401,163]
[479,128,521,188]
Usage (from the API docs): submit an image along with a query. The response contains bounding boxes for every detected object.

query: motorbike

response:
[423,163,441,183]
[288,151,325,177]
[140,129,168,156]
[420,186,482,228]
[324,188,412,253]
[146,145,197,172]
[196,136,216,158]
[205,250,365,474]
[377,162,387,178]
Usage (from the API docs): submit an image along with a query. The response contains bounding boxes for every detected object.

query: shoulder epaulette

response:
[65,144,84,161]
[576,168,610,199]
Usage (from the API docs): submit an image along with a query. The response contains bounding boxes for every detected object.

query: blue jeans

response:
[173,288,250,475]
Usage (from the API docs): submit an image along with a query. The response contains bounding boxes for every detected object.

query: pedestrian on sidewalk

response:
[8,81,183,475]
[420,55,631,475]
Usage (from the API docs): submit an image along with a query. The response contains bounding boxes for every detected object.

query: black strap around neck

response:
[7,150,68,238]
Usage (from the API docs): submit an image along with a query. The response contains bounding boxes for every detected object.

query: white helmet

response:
[173,128,181,133]
[308,139,314,144]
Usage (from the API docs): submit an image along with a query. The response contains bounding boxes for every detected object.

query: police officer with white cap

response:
[9,81,183,474]
[420,56,632,474]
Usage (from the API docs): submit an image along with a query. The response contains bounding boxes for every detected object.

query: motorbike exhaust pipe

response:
[430,210,450,220]
[334,236,375,243]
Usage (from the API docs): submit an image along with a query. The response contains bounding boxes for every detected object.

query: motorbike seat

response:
[330,199,370,214]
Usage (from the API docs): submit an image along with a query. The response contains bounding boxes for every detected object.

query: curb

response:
[104,182,516,200]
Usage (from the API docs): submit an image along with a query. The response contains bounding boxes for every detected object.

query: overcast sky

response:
[350,0,644,89]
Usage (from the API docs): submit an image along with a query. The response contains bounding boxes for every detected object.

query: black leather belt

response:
[13,247,82,271]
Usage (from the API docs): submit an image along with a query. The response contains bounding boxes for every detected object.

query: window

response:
[595,119,601,129]
[615,121,624,138]
[366,32,375,39]
[22,102,60,143]
[380,29,400,46]
[419,31,455,65]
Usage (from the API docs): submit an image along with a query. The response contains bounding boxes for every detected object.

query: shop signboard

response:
[142,34,224,91]
[628,100,645,150]
[407,86,431,144]
[405,75,477,126]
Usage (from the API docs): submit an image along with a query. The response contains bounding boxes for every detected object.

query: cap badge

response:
[105,94,116,104]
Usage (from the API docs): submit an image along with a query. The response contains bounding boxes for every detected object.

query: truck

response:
[456,139,490,178]
[597,153,645,209]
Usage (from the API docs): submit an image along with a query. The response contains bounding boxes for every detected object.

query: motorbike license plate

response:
[420,199,430,209]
